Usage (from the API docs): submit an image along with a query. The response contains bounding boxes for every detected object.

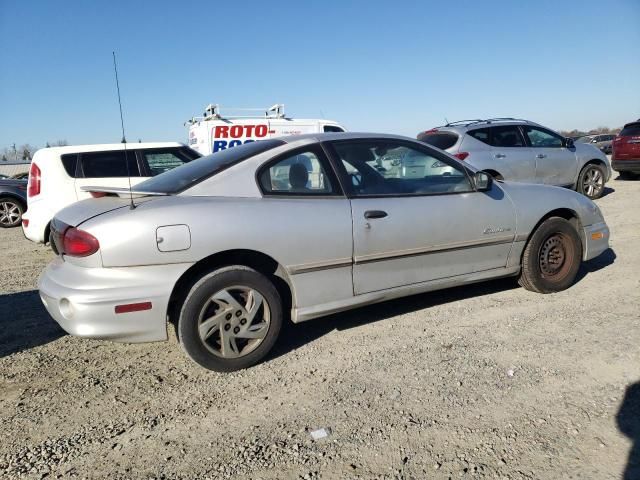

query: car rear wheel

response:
[518,217,583,294]
[577,164,605,199]
[0,197,24,228]
[178,266,282,372]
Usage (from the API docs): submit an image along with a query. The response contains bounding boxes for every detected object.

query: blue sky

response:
[1,0,638,148]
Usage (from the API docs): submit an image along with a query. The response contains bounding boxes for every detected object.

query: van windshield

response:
[135,140,285,194]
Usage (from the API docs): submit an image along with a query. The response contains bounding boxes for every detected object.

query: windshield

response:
[134,140,285,194]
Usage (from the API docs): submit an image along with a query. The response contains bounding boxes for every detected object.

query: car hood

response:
[54,196,159,227]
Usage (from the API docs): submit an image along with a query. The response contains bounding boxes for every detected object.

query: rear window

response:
[417,131,458,150]
[620,124,640,136]
[323,125,345,133]
[135,139,285,194]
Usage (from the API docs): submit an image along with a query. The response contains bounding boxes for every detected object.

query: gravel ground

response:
[1,177,639,480]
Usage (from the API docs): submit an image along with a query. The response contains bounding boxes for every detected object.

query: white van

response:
[186,104,346,156]
[22,142,200,243]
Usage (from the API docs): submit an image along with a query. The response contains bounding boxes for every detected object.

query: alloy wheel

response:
[197,286,271,358]
[582,167,604,198]
[0,201,21,227]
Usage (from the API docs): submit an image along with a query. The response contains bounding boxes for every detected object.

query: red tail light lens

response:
[90,191,107,198]
[28,163,41,197]
[63,227,100,257]
[454,152,469,161]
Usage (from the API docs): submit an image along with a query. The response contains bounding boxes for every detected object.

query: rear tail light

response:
[90,191,107,198]
[22,219,29,227]
[28,163,41,197]
[454,152,469,161]
[62,227,100,257]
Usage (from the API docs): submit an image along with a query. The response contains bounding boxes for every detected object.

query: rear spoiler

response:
[80,186,169,197]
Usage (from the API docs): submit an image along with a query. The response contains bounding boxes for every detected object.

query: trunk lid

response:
[53,195,157,227]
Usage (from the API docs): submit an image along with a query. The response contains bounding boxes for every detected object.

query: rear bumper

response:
[612,159,640,173]
[21,207,51,243]
[38,258,192,343]
[583,221,610,261]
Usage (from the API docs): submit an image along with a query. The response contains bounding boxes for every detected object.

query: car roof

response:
[280,131,416,144]
[38,142,185,155]
[431,118,543,132]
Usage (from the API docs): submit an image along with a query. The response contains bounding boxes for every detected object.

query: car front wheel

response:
[0,197,24,228]
[577,164,605,199]
[178,266,282,372]
[518,217,583,294]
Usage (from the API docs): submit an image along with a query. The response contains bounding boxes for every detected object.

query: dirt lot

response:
[1,177,639,480]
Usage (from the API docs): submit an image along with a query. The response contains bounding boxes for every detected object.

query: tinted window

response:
[468,128,490,145]
[135,139,284,194]
[620,124,640,136]
[490,126,524,147]
[522,126,563,148]
[140,148,199,176]
[333,140,472,196]
[323,125,345,133]
[61,154,78,177]
[259,150,336,195]
[80,151,140,178]
[418,131,459,150]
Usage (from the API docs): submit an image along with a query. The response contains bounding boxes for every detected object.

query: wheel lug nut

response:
[235,310,242,317]
[225,314,232,320]
[240,318,246,325]
[224,324,231,331]
[233,327,240,334]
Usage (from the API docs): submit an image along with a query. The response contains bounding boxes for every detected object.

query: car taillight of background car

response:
[27,163,41,197]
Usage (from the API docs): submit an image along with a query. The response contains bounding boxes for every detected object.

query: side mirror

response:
[474,171,493,191]
[564,137,575,148]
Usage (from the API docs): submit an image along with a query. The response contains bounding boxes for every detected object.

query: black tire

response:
[0,197,24,228]
[178,266,282,372]
[518,217,583,294]
[618,171,638,180]
[577,164,605,199]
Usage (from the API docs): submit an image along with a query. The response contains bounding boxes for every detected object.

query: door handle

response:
[364,210,388,219]
[536,154,547,159]
[494,153,506,158]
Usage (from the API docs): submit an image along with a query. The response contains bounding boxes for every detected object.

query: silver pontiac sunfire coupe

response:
[39,133,610,372]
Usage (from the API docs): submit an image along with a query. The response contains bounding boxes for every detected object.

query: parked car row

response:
[38,132,610,372]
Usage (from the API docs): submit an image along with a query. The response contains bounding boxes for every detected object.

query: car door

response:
[521,125,578,186]
[328,139,516,296]
[74,150,146,200]
[467,126,535,182]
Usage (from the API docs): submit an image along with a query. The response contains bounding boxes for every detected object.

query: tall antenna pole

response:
[112,51,135,209]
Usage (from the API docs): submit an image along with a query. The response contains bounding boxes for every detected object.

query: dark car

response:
[0,178,27,228]
[576,134,616,155]
[612,120,640,179]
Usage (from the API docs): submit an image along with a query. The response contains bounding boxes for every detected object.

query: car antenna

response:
[112,51,135,209]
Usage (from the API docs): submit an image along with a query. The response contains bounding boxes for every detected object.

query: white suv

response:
[418,118,611,199]
[22,143,200,243]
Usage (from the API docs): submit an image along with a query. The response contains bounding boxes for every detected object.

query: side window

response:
[323,125,345,133]
[489,126,524,147]
[80,151,140,178]
[332,141,473,196]
[468,128,490,145]
[259,150,337,195]
[140,148,195,176]
[60,154,78,178]
[523,126,563,148]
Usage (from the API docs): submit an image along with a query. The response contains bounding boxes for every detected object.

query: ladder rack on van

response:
[186,103,286,125]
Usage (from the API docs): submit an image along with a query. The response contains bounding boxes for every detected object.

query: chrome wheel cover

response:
[197,286,271,358]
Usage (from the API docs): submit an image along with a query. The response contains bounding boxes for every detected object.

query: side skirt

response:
[291,266,521,323]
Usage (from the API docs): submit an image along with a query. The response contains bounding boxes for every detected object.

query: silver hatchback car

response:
[39,133,610,372]
[418,119,611,199]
